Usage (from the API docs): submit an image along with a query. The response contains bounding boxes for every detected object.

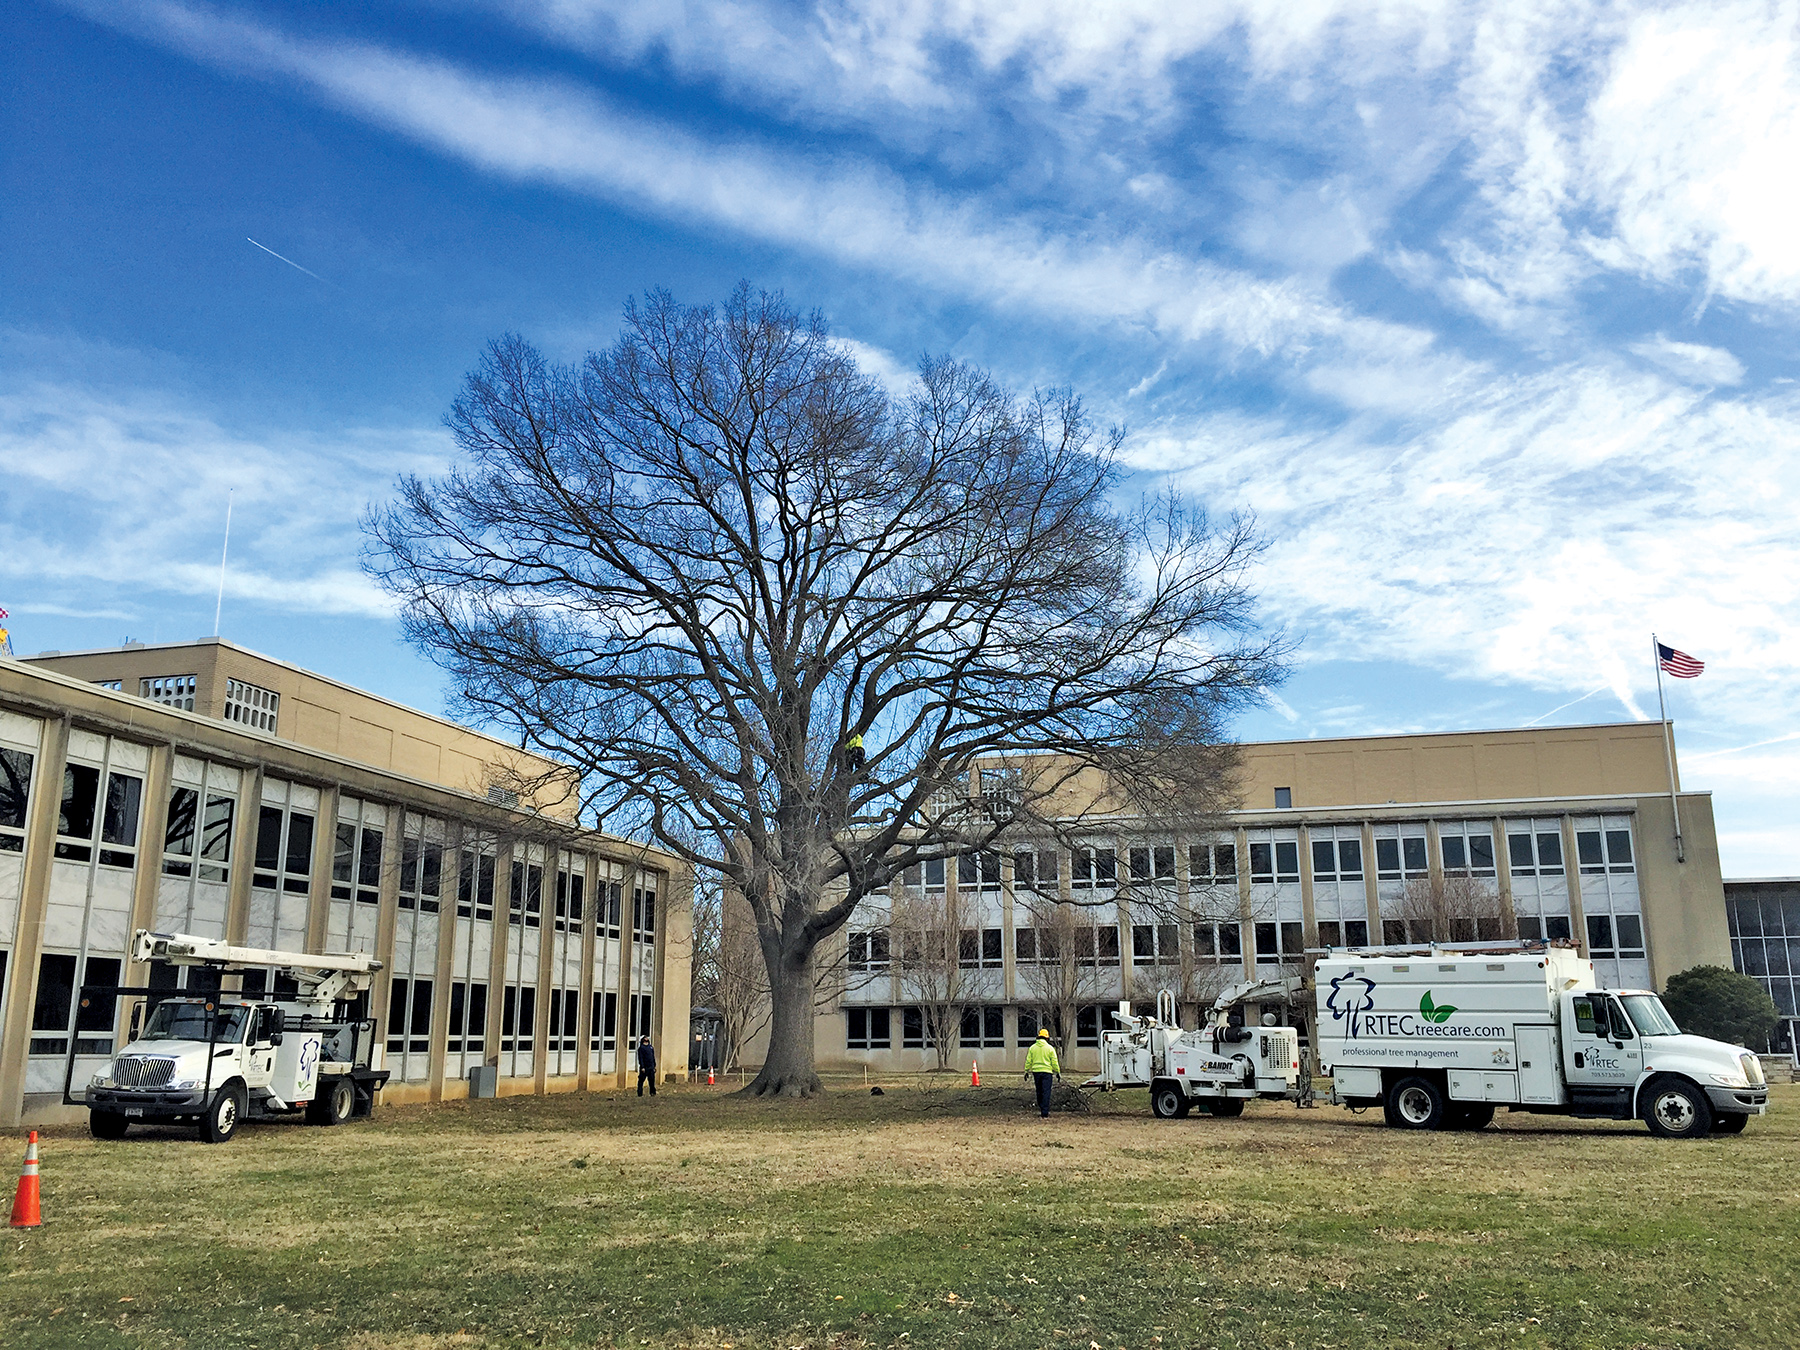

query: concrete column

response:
[370,802,405,1061]
[1234,825,1253,979]
[304,787,339,954]
[1360,821,1381,940]
[486,838,514,1071]
[1561,815,1589,957]
[575,849,599,1091]
[119,744,175,1029]
[615,866,634,1090]
[426,827,457,1103]
[1297,823,1318,948]
[1492,815,1517,936]
[534,845,556,1094]
[0,716,69,1127]
[222,764,263,948]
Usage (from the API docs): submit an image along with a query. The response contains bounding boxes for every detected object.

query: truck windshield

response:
[141,1001,250,1044]
[1619,994,1682,1038]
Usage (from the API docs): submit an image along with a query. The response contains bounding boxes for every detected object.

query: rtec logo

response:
[1326,973,1377,1038]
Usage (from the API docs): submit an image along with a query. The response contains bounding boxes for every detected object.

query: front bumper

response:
[1704,1085,1769,1115]
[87,1087,207,1116]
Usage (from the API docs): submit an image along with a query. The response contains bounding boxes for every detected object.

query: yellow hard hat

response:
[1037,1029,1049,1038]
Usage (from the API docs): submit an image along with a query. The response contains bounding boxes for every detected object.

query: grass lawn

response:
[4,1079,1797,1349]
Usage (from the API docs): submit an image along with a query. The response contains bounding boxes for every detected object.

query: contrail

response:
[246,237,324,282]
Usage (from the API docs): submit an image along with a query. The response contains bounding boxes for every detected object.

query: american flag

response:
[0,606,8,620]
[1657,643,1704,678]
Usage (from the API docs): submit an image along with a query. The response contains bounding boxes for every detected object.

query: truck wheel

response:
[1447,1103,1494,1131]
[1712,1113,1749,1134]
[1642,1076,1712,1139]
[1388,1076,1447,1130]
[1151,1083,1190,1119]
[89,1110,129,1140]
[200,1085,245,1144]
[1207,1099,1245,1118]
[311,1077,355,1127]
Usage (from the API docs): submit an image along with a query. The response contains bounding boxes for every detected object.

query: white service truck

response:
[1088,983,1303,1118]
[1316,945,1769,1138]
[72,930,390,1143]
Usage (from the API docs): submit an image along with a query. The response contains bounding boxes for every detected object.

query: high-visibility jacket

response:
[1024,1039,1060,1074]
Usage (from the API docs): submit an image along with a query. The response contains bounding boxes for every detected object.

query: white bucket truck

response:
[72,930,390,1143]
[1316,945,1769,1138]
[1088,983,1303,1118]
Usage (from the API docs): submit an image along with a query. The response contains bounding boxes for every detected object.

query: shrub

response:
[1660,965,1780,1049]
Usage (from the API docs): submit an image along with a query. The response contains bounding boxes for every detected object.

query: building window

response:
[500,984,537,1054]
[510,859,544,927]
[1440,828,1497,877]
[399,833,444,913]
[446,981,489,1052]
[1312,836,1366,880]
[1255,920,1305,965]
[553,866,584,932]
[960,1006,1006,1049]
[1193,920,1243,962]
[848,929,891,971]
[385,977,435,1055]
[597,878,623,938]
[0,746,36,853]
[253,803,315,894]
[1508,829,1565,877]
[958,928,1003,969]
[1128,845,1177,883]
[92,679,122,691]
[457,848,496,922]
[1727,889,1799,1018]
[902,1006,932,1048]
[1189,842,1237,885]
[332,819,384,905]
[223,678,279,734]
[958,850,1002,891]
[1274,787,1292,809]
[57,760,143,868]
[1515,914,1573,943]
[162,785,235,883]
[1076,1005,1100,1047]
[140,674,197,711]
[1576,826,1635,875]
[1070,846,1116,891]
[590,991,618,1052]
[1317,919,1370,949]
[1132,924,1180,964]
[632,877,658,944]
[627,993,653,1043]
[847,1006,892,1049]
[1012,846,1059,894]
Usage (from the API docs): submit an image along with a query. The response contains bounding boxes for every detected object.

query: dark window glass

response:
[1014,928,1036,962]
[76,956,121,1052]
[1274,787,1292,809]
[1469,835,1495,871]
[1605,830,1633,869]
[1441,836,1467,871]
[1576,831,1604,872]
[388,980,409,1049]
[1517,916,1542,941]
[566,872,581,921]
[401,838,421,896]
[1587,915,1614,953]
[924,858,945,888]
[1193,923,1215,956]
[518,987,536,1046]
[1274,841,1299,879]
[1401,837,1427,875]
[1383,920,1408,945]
[1154,845,1174,878]
[1508,834,1535,872]
[1215,845,1235,880]
[165,787,198,858]
[1338,838,1363,877]
[1077,1005,1099,1046]
[1255,922,1278,957]
[60,763,100,840]
[0,747,33,831]
[200,795,232,873]
[334,823,356,884]
[1130,847,1151,881]
[420,843,442,910]
[1220,923,1242,956]
[501,985,517,1038]
[32,952,77,1049]
[1014,850,1035,886]
[1097,926,1120,962]
[1249,843,1273,880]
[1344,920,1369,946]
[1319,921,1341,947]
[981,928,1001,962]
[1095,850,1115,885]
[958,852,976,885]
[255,806,283,873]
[286,813,314,878]
[102,772,142,848]
[1375,838,1400,876]
[1536,832,1563,871]
[1157,924,1177,959]
[1615,914,1645,956]
[1132,924,1155,959]
[1545,915,1572,941]
[411,981,433,1038]
[1312,839,1336,877]
[358,828,383,888]
[510,861,524,923]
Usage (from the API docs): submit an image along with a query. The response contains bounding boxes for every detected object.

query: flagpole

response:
[1653,633,1685,864]
[213,490,233,638]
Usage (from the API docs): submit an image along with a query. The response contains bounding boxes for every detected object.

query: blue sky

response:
[4,1,1798,872]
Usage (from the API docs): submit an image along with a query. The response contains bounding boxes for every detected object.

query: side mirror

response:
[268,1032,284,1047]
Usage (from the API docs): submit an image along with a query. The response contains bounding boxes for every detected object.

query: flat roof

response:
[1235,719,1669,750]
[21,636,531,764]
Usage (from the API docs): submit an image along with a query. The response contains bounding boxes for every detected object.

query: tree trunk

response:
[744,948,821,1098]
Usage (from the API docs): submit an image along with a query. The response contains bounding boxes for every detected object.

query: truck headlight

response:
[89,1073,112,1089]
[1708,1073,1747,1087]
[172,1079,202,1091]
[1742,1054,1766,1087]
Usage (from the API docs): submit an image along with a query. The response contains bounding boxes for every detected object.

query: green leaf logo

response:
[1420,991,1457,1023]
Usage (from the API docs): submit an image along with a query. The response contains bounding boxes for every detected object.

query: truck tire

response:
[1446,1103,1494,1131]
[1387,1075,1447,1130]
[1206,1098,1245,1118]
[310,1077,355,1127]
[1712,1113,1749,1134]
[1641,1076,1712,1139]
[88,1110,129,1140]
[200,1084,245,1144]
[1151,1083,1190,1119]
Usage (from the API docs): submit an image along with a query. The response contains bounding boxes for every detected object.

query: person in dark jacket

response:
[636,1036,657,1097]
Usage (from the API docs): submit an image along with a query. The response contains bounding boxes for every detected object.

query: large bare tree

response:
[366,284,1281,1096]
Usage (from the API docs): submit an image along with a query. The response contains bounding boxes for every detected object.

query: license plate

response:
[125,1107,144,1117]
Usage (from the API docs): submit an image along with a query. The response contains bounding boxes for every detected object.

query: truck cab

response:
[1559,987,1768,1136]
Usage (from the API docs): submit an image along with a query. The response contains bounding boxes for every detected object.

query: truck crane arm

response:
[132,930,382,1008]
[1207,973,1308,1026]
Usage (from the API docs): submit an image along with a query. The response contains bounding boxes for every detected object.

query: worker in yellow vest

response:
[1024,1028,1060,1117]
[844,732,865,774]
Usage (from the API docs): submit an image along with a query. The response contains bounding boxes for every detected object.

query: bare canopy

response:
[365,284,1282,1096]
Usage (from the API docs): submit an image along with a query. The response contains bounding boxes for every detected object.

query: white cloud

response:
[0,351,446,622]
[1629,335,1746,387]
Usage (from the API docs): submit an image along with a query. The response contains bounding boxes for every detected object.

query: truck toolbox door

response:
[1516,1025,1563,1104]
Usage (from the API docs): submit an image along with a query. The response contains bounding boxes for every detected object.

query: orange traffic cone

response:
[10,1131,41,1228]
[971,1062,980,1087]
[707,1065,716,1086]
